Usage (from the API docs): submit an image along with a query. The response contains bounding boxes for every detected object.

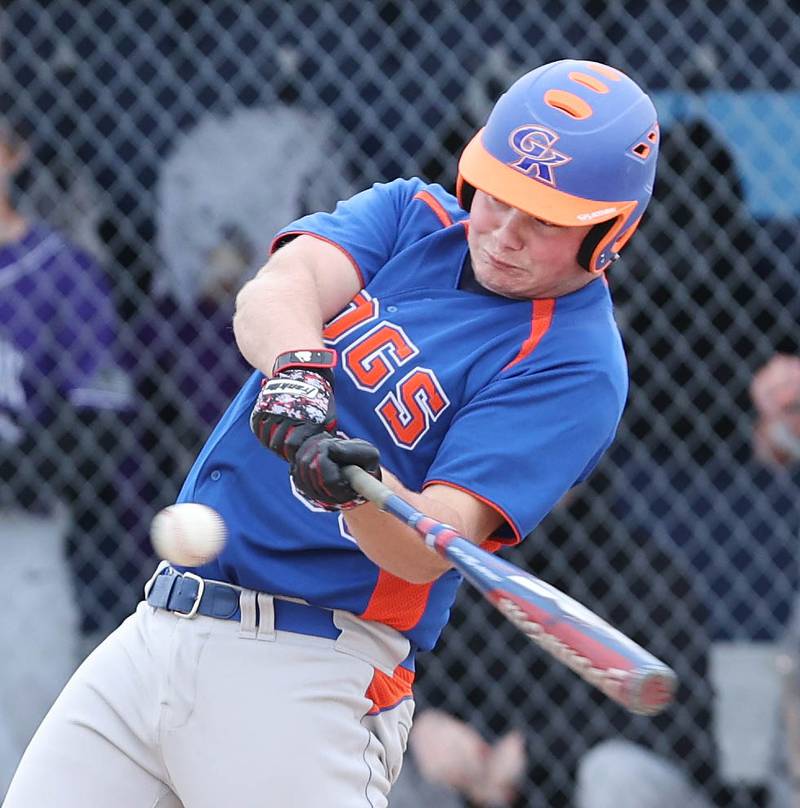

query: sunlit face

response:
[467,190,596,299]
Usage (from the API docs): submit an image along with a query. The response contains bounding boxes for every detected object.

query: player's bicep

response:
[420,482,505,544]
[260,234,362,322]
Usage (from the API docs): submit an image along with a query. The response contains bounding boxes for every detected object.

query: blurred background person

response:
[0,111,132,791]
[390,710,526,808]
[749,354,800,808]
[750,355,800,472]
[576,739,713,808]
[128,96,356,517]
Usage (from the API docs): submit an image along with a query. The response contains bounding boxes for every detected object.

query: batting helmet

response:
[457,59,659,274]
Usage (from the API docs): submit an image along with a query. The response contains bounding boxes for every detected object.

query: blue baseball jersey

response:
[180,178,628,651]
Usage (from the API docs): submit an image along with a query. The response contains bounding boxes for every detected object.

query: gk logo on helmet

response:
[508,125,571,186]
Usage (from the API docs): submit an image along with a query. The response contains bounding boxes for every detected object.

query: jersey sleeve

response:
[270,178,426,286]
[424,364,625,544]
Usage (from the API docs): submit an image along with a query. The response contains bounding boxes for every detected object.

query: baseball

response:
[150,503,227,566]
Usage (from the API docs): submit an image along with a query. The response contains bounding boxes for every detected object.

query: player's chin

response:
[474,263,528,299]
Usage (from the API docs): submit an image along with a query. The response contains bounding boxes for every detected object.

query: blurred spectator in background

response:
[750,355,800,471]
[389,706,715,808]
[604,110,800,804]
[750,353,800,808]
[611,115,799,642]
[576,739,712,808]
[140,99,355,474]
[419,476,724,806]
[389,710,526,808]
[0,112,134,789]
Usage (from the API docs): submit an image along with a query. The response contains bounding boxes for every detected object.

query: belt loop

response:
[256,593,276,642]
[239,590,258,639]
[143,560,171,599]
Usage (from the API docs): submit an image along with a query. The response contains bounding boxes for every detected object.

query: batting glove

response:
[250,349,337,462]
[291,433,381,511]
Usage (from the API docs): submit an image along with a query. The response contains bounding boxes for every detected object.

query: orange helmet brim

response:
[458,129,636,227]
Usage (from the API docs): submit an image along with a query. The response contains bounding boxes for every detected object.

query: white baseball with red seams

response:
[150,503,227,566]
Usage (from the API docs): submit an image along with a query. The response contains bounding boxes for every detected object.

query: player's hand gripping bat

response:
[344,465,677,716]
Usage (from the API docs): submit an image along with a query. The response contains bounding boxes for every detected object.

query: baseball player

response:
[5,59,659,808]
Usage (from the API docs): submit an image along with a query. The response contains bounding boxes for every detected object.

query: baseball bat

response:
[344,465,677,716]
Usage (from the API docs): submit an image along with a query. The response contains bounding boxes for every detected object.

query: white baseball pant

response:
[3,570,414,807]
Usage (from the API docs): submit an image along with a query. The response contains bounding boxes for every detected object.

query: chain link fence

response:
[1,1,799,805]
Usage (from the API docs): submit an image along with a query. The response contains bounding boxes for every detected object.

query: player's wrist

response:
[250,349,339,462]
[272,348,337,382]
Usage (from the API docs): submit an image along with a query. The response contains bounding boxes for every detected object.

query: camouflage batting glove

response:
[250,349,337,462]
[291,433,382,511]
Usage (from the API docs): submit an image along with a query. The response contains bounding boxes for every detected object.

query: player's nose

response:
[492,211,525,251]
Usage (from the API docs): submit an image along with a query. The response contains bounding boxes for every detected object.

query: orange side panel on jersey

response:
[413,191,453,227]
[503,298,556,371]
[360,570,433,631]
[365,665,415,715]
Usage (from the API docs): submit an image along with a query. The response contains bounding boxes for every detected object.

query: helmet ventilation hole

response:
[568,72,610,93]
[583,62,624,81]
[544,89,592,120]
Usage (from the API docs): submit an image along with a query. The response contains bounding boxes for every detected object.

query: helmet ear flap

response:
[577,218,618,273]
[456,175,476,212]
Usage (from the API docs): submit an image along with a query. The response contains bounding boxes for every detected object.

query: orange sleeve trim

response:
[359,570,434,631]
[365,665,415,715]
[503,298,555,371]
[413,191,453,227]
[269,230,366,288]
[421,479,522,548]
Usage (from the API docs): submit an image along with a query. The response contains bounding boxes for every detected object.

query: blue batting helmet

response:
[457,59,659,273]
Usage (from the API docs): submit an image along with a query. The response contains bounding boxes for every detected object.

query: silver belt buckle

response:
[174,572,205,618]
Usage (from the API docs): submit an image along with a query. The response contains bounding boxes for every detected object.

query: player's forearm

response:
[343,470,466,584]
[233,257,326,375]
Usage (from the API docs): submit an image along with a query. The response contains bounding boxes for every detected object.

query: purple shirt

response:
[0,223,122,442]
[133,295,252,432]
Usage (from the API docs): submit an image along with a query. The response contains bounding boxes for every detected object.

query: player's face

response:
[467,191,595,299]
